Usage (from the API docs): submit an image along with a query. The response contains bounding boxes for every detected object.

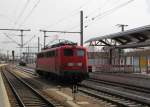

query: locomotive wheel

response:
[57,76,63,82]
[42,72,48,79]
[36,70,42,76]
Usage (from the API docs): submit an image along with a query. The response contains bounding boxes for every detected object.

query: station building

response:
[86,25,150,74]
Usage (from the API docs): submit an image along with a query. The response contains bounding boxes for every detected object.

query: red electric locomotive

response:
[36,40,89,82]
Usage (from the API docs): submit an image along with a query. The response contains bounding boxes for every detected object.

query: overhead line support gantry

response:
[0,29,31,48]
[40,10,84,48]
[0,29,30,58]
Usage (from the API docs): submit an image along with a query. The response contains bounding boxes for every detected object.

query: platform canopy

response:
[85,25,150,49]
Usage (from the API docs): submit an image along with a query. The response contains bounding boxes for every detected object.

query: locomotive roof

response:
[39,45,85,53]
[42,40,77,49]
[50,41,77,48]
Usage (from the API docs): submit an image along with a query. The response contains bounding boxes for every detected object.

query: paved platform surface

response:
[0,64,11,107]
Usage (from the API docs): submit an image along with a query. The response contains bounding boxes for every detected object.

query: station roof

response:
[85,25,150,48]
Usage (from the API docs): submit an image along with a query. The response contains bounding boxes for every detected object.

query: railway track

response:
[12,65,150,106]
[91,72,150,80]
[1,66,62,107]
[88,78,150,94]
[15,65,35,75]
[78,80,150,107]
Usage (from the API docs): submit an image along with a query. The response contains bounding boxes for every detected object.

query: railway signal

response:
[12,50,15,62]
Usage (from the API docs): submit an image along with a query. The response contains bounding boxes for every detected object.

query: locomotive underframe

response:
[36,68,89,82]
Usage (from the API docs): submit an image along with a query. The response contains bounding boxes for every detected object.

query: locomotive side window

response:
[41,53,44,57]
[47,51,55,57]
[45,52,49,57]
[64,49,73,56]
[51,51,55,56]
[37,53,44,58]
[44,53,47,57]
[47,51,51,57]
[77,49,84,56]
[55,50,58,56]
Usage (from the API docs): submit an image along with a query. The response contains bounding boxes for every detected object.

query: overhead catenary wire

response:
[33,0,91,45]
[68,0,121,31]
[24,0,92,41]
[44,0,91,29]
[20,0,88,39]
[45,12,80,30]
[0,0,39,55]
[3,33,20,46]
[12,0,21,19]
[23,35,36,46]
[18,0,41,27]
[12,0,41,46]
[14,0,30,25]
[1,31,35,47]
[6,0,134,47]
[69,0,135,31]
[67,0,113,31]
[60,0,123,30]
[86,0,120,18]
[0,14,15,24]
[92,0,134,21]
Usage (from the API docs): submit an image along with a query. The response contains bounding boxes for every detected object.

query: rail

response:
[1,66,59,107]
[78,80,150,107]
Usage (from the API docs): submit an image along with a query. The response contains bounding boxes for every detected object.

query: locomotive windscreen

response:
[77,49,84,56]
[64,49,73,56]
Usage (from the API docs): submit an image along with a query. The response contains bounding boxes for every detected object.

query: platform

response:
[0,64,11,107]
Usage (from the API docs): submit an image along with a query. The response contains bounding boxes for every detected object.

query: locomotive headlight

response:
[68,62,74,66]
[77,62,82,66]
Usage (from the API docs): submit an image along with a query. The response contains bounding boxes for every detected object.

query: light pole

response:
[116,24,128,31]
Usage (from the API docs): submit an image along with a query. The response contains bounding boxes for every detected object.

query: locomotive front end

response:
[60,46,89,82]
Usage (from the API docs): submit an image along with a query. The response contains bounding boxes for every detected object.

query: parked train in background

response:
[36,41,89,82]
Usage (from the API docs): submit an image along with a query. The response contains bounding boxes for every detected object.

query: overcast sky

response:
[0,0,150,55]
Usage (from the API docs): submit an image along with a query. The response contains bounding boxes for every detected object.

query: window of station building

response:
[77,49,84,57]
[64,49,73,56]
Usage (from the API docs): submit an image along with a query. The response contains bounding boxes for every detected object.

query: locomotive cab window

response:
[64,49,73,56]
[77,49,84,56]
